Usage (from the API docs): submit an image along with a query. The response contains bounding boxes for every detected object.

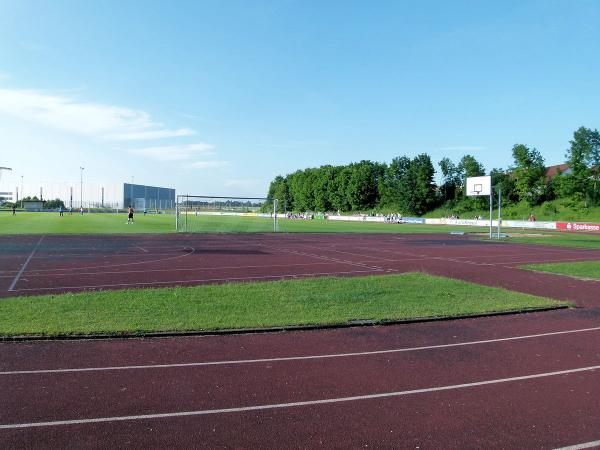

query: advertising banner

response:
[556,222,600,232]
[401,217,425,224]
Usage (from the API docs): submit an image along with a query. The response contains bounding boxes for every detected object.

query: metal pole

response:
[489,190,493,239]
[274,199,279,232]
[175,195,179,231]
[20,176,23,207]
[79,167,84,208]
[497,187,502,238]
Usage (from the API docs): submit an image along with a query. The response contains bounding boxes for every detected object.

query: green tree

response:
[345,161,384,210]
[266,175,290,212]
[510,143,548,206]
[45,198,66,209]
[438,157,461,202]
[562,126,600,205]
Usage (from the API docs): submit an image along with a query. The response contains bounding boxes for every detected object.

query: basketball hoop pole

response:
[489,189,493,239]
[497,187,502,238]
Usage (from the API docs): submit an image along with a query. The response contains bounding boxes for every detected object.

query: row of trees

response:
[265,126,600,215]
[3,197,65,209]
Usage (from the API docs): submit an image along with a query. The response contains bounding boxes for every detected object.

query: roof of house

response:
[545,163,571,180]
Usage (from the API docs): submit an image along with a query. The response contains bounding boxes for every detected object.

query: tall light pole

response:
[20,175,23,207]
[79,167,84,208]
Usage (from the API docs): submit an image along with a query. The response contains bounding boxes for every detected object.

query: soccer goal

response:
[176,195,280,232]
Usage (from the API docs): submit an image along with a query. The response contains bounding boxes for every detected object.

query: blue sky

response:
[0,0,599,202]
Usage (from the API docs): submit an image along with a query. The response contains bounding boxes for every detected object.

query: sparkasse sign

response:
[556,222,600,232]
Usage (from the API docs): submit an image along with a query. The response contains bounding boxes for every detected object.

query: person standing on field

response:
[12,204,16,216]
[127,205,134,224]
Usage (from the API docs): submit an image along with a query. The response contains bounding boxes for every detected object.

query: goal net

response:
[176,195,280,232]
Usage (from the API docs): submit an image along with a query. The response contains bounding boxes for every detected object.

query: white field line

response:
[1,364,599,430]
[3,261,342,278]
[258,243,387,272]
[6,246,196,274]
[555,440,600,450]
[8,235,44,291]
[10,269,382,293]
[495,257,600,266]
[2,326,599,376]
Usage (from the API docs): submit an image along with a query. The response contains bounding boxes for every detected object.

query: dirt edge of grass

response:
[0,304,570,341]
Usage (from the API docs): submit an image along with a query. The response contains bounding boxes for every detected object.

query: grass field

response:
[522,260,600,280]
[0,273,568,337]
[2,211,600,249]
[503,232,600,249]
[0,211,490,235]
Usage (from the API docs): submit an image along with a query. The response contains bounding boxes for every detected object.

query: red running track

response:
[1,232,600,448]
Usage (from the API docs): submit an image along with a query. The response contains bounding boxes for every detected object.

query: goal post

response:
[175,195,280,232]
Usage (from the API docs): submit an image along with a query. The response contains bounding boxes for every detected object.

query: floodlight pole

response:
[79,167,84,208]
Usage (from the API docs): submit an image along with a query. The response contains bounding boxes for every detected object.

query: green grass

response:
[0,211,490,235]
[2,211,600,250]
[0,273,568,337]
[522,260,600,279]
[426,199,600,222]
[504,231,600,249]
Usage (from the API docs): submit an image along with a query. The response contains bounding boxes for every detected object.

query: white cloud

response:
[128,143,215,162]
[128,144,226,169]
[0,88,194,141]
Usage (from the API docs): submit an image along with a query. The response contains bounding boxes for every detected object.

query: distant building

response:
[123,183,175,210]
[545,163,572,181]
[0,191,13,205]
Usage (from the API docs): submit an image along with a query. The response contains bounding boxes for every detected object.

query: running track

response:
[1,233,600,448]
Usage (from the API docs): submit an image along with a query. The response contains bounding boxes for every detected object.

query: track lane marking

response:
[3,261,345,278]
[1,364,599,429]
[555,440,600,450]
[8,235,44,291]
[2,326,599,376]
[8,269,382,293]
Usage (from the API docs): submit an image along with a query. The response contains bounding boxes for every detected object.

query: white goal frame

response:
[175,195,279,232]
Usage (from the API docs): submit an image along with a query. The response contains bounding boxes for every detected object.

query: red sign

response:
[556,222,600,232]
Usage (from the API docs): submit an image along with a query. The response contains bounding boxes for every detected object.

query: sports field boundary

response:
[0,304,569,342]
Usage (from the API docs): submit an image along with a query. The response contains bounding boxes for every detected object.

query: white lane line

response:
[9,269,381,293]
[496,257,600,266]
[3,326,599,376]
[8,236,44,291]
[12,246,196,273]
[8,261,342,278]
[135,245,148,253]
[259,243,387,272]
[555,440,600,450]
[1,364,599,430]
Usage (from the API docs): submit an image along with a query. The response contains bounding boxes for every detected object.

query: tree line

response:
[265,126,600,215]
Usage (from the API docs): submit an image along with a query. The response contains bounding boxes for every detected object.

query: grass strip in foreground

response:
[522,260,600,279]
[0,273,569,337]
